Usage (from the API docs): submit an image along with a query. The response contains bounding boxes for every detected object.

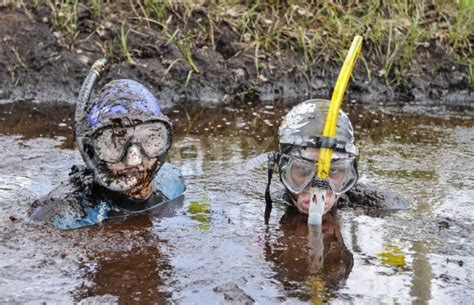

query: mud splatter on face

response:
[94,151,162,200]
[123,159,161,200]
[75,79,173,199]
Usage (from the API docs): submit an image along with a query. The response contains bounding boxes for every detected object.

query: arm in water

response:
[339,182,410,212]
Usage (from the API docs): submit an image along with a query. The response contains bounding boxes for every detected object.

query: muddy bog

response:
[0,101,473,304]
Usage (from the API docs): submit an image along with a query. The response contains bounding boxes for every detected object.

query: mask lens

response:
[328,159,357,193]
[281,156,315,193]
[134,122,170,157]
[92,122,170,163]
[92,128,130,163]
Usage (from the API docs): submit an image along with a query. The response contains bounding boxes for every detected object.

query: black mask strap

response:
[265,152,277,224]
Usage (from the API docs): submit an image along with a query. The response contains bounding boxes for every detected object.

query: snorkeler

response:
[264,99,409,223]
[29,60,185,229]
[264,36,408,223]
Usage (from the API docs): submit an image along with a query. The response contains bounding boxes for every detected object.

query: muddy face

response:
[96,145,160,200]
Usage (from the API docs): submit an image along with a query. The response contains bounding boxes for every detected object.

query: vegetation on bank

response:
[13,0,474,88]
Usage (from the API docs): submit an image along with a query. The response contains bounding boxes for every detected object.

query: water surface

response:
[0,101,472,304]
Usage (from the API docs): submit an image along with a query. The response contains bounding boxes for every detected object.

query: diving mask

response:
[278,153,358,195]
[92,121,171,163]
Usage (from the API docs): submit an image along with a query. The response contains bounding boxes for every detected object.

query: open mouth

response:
[117,167,145,178]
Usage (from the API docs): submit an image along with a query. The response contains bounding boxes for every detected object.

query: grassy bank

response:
[14,0,474,88]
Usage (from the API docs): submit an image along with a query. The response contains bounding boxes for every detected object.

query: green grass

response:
[119,23,135,64]
[46,0,79,40]
[11,47,27,69]
[16,0,474,85]
[90,0,100,20]
[174,33,200,73]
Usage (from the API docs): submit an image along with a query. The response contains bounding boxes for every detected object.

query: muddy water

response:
[0,101,472,304]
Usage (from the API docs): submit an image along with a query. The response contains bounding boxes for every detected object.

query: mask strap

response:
[264,152,277,224]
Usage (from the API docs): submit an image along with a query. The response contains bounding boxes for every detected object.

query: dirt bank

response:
[0,5,472,109]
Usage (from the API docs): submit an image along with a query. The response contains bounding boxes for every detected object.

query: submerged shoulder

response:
[29,180,85,224]
[341,182,410,211]
[28,165,102,229]
[153,163,186,200]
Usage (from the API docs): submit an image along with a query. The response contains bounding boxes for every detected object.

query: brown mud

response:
[1,101,473,303]
[0,6,472,109]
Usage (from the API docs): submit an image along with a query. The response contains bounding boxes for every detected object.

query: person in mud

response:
[30,69,185,229]
[264,99,409,223]
[261,99,410,300]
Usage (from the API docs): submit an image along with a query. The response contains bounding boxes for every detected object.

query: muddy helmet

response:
[278,99,357,156]
[82,79,172,138]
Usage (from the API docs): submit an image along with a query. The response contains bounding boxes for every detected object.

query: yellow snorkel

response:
[308,35,363,225]
[318,36,362,179]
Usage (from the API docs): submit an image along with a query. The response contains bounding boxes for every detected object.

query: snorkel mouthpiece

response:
[308,179,330,225]
[308,188,325,225]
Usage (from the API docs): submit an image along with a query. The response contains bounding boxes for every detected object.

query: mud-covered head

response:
[77,79,172,198]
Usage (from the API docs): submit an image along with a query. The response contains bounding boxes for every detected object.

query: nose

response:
[124,145,143,166]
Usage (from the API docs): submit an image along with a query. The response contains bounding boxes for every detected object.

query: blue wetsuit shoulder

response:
[30,163,185,230]
[153,163,186,200]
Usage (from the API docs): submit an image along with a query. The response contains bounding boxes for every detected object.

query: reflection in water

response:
[0,102,75,149]
[79,245,170,304]
[410,241,432,305]
[349,220,362,254]
[76,197,184,303]
[265,207,353,302]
